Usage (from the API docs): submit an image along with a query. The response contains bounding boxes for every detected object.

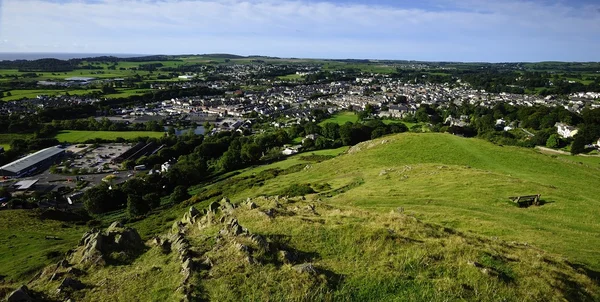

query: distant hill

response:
[197,53,247,59]
[3,133,600,301]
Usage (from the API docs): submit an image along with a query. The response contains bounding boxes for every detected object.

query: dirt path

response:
[535,146,600,157]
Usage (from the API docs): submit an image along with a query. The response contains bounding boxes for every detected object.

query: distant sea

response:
[0,53,152,61]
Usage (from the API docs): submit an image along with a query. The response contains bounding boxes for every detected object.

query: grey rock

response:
[56,259,70,268]
[292,263,317,274]
[7,285,33,302]
[107,221,124,231]
[208,201,220,213]
[249,234,268,249]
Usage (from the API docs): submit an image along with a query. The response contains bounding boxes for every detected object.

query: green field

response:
[0,133,34,145]
[276,73,305,81]
[2,89,102,101]
[319,111,359,125]
[54,130,164,143]
[320,111,415,127]
[217,133,600,269]
[103,88,154,98]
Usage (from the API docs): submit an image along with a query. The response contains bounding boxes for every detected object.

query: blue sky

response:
[0,0,599,62]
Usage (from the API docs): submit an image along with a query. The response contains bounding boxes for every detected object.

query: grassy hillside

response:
[0,211,87,286]
[25,196,600,301]
[210,133,600,269]
[54,130,165,143]
[5,133,600,301]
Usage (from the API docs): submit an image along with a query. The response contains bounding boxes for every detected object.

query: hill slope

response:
[221,133,600,269]
[21,198,600,301]
[5,133,600,301]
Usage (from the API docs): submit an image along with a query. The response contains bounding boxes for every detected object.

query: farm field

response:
[54,130,164,143]
[276,73,305,81]
[2,89,101,101]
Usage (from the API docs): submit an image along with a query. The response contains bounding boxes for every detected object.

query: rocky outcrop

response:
[72,222,144,266]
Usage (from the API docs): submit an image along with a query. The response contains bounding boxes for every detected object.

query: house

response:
[281,145,302,156]
[445,115,470,127]
[555,123,579,139]
[388,105,416,118]
[161,161,173,173]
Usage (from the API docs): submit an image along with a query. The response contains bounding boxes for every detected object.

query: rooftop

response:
[13,179,39,190]
[65,77,96,82]
[0,146,65,174]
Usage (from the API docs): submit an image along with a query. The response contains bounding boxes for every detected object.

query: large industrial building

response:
[0,146,65,177]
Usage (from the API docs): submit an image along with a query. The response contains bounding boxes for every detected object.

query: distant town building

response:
[0,146,65,177]
[555,123,579,139]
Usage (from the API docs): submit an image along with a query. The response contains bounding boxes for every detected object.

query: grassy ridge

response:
[54,130,164,143]
[218,133,600,269]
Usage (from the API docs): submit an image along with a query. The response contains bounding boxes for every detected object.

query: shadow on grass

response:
[554,271,597,302]
[512,199,555,208]
[264,234,345,290]
[566,261,600,286]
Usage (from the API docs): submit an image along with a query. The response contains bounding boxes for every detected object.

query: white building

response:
[556,123,579,139]
[161,161,172,173]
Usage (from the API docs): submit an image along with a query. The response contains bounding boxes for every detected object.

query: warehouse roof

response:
[0,146,65,174]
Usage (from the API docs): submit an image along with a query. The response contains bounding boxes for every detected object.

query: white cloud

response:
[0,0,599,61]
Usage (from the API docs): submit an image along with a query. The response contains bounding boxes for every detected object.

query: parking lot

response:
[63,143,133,173]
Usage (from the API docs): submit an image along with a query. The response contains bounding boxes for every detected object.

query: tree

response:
[121,159,135,170]
[322,123,340,140]
[170,186,190,204]
[302,138,315,150]
[126,194,150,218]
[241,143,262,163]
[143,193,161,209]
[219,148,242,171]
[571,135,587,155]
[83,184,111,215]
[545,134,561,149]
[0,187,11,200]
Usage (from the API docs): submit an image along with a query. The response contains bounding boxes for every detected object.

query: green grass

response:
[7,133,600,301]
[320,111,416,128]
[276,74,305,81]
[0,133,34,145]
[319,111,359,126]
[104,88,154,98]
[0,211,86,283]
[219,133,600,270]
[2,89,101,101]
[54,130,164,143]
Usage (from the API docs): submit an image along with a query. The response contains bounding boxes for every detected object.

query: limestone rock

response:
[7,285,33,302]
[182,206,201,225]
[293,263,317,274]
[247,202,258,209]
[208,201,220,213]
[107,221,124,231]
